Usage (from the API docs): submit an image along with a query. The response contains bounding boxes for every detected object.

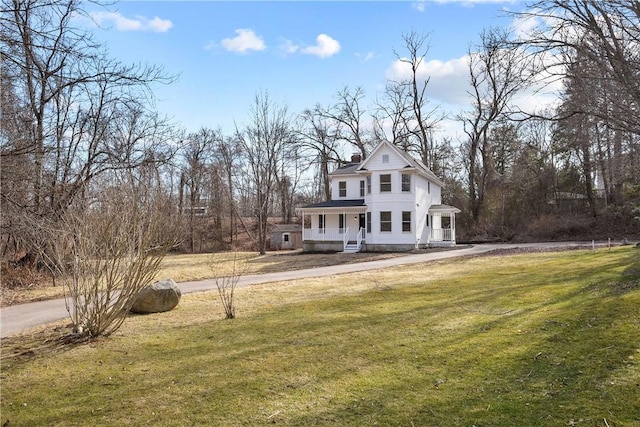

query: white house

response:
[297,140,461,252]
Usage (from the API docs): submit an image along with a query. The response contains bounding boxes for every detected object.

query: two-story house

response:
[297,140,460,252]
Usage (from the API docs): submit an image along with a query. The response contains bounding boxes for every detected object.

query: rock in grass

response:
[130,279,181,314]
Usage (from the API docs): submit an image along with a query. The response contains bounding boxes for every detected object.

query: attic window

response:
[339,181,346,197]
[382,154,389,163]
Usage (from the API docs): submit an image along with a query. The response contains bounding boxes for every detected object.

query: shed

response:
[270,224,302,250]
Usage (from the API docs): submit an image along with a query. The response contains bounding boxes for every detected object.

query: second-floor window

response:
[360,180,365,197]
[339,181,346,197]
[380,174,391,192]
[402,173,411,192]
[366,176,371,194]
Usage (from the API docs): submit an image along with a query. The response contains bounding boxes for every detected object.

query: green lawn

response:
[1,247,639,426]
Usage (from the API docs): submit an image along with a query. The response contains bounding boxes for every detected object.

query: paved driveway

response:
[0,242,607,338]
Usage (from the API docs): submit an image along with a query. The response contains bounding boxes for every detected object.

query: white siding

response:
[331,175,363,199]
[361,148,443,247]
[414,174,441,245]
[363,146,418,246]
[319,141,447,249]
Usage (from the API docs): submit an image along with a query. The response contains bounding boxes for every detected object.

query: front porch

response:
[298,202,461,252]
[297,199,368,253]
[302,227,366,253]
[428,205,461,247]
[300,226,457,251]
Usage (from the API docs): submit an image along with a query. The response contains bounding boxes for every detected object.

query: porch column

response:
[451,213,456,242]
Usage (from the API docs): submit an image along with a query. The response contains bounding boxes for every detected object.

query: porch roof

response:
[429,204,461,214]
[330,163,360,175]
[298,199,366,211]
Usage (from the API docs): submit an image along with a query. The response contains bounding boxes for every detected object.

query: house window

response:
[428,181,431,194]
[402,211,411,232]
[402,173,411,192]
[382,154,389,163]
[283,233,290,242]
[360,180,365,197]
[366,176,371,194]
[380,211,392,232]
[339,214,345,233]
[318,214,325,232]
[426,214,430,227]
[380,174,391,192]
[339,181,346,197]
[366,212,371,233]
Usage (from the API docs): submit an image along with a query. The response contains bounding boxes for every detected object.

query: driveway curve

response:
[0,242,606,338]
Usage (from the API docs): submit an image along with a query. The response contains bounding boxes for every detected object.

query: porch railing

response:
[303,228,347,242]
[343,227,350,249]
[431,228,454,242]
[356,227,364,250]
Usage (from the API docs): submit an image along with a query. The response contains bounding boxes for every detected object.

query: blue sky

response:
[82,1,549,140]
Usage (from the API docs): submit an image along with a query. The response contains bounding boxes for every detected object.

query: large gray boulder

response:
[130,279,181,314]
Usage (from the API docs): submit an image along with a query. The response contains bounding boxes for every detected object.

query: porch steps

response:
[343,243,360,253]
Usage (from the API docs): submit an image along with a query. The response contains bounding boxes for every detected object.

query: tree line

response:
[2,0,639,268]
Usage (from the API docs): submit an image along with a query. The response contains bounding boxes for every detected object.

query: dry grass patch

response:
[2,247,639,426]
[1,250,406,306]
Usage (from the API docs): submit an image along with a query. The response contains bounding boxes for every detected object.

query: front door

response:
[359,213,366,235]
[282,233,291,249]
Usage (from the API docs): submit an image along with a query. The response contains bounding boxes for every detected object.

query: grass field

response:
[1,246,639,426]
[1,250,406,306]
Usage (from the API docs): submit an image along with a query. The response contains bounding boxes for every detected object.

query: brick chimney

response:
[351,153,362,163]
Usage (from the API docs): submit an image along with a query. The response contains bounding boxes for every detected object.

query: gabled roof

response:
[299,199,365,209]
[357,140,445,187]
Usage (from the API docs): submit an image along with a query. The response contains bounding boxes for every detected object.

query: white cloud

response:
[90,11,173,33]
[412,1,426,12]
[432,0,519,4]
[356,51,375,62]
[301,34,341,58]
[220,29,266,53]
[387,55,471,106]
[279,38,300,55]
[510,11,541,40]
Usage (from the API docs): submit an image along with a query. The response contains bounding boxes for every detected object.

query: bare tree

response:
[459,27,531,226]
[216,134,243,244]
[319,86,374,159]
[373,80,413,147]
[180,128,217,252]
[276,142,304,224]
[517,0,640,134]
[235,92,295,255]
[0,0,176,266]
[297,106,343,200]
[390,31,443,167]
